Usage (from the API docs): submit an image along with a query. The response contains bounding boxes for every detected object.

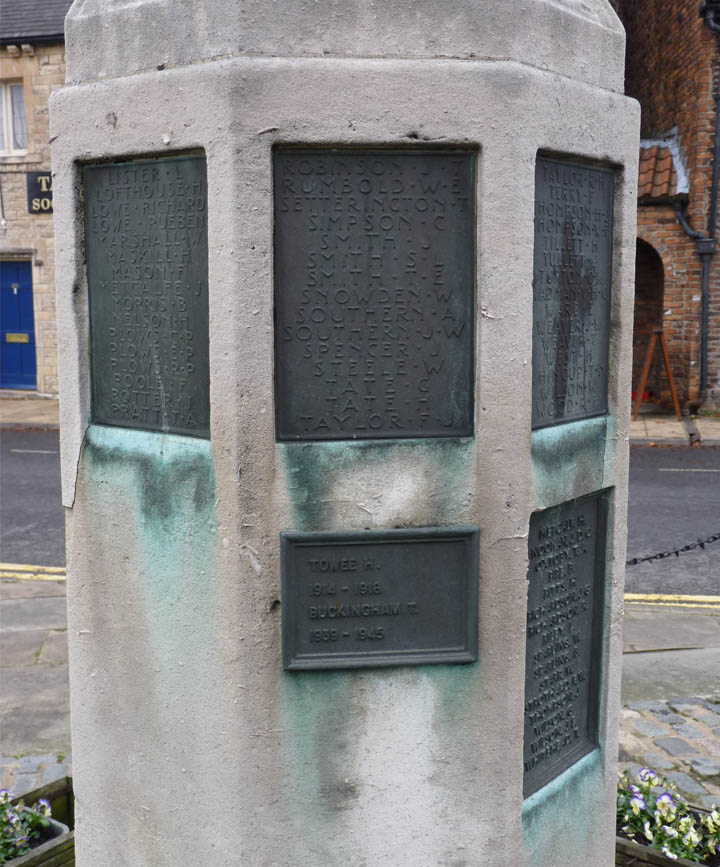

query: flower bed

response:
[617,768,719,865]
[2,778,74,866]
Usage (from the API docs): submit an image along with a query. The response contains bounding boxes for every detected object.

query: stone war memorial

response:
[50,0,639,864]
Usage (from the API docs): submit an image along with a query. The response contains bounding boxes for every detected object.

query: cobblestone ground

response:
[619,696,720,808]
[0,753,73,797]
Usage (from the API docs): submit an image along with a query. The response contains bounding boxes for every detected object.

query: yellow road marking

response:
[0,563,66,581]
[624,592,720,603]
[624,601,720,611]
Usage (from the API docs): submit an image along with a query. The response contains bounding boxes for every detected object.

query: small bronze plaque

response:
[85,156,209,437]
[274,149,476,441]
[532,158,614,429]
[281,527,479,670]
[523,491,608,798]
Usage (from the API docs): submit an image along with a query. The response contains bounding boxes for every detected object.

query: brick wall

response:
[632,238,664,401]
[0,42,65,396]
[614,0,720,409]
[635,208,702,405]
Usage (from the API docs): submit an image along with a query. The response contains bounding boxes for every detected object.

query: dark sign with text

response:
[281,527,479,670]
[273,149,475,440]
[26,171,53,214]
[85,156,209,437]
[532,157,614,429]
[523,492,608,798]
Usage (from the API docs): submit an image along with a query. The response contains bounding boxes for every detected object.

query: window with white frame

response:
[0,82,27,152]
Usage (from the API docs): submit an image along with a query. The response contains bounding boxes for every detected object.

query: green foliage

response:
[617,768,720,863]
[0,789,51,863]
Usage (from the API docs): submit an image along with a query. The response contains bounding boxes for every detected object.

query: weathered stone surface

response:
[664,772,708,797]
[686,757,720,778]
[695,738,720,759]
[11,774,37,796]
[652,709,687,726]
[64,0,626,92]
[673,723,705,740]
[696,710,720,727]
[639,753,675,771]
[50,2,639,866]
[41,763,68,784]
[668,699,706,715]
[700,795,720,809]
[633,720,667,737]
[627,700,668,712]
[653,737,698,756]
[39,630,68,665]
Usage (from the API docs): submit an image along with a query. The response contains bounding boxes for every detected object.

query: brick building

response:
[0,0,72,395]
[612,0,720,412]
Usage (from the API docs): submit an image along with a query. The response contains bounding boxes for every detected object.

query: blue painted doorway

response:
[0,260,37,389]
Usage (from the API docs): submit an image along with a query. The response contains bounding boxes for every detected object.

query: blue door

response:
[0,261,37,389]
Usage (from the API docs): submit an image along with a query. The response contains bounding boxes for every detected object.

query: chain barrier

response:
[626,531,720,567]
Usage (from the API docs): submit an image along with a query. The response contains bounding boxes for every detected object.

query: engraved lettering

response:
[532,159,613,428]
[523,495,605,797]
[275,151,475,439]
[86,158,209,436]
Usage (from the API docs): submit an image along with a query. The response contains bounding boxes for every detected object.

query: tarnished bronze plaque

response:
[85,156,209,437]
[532,158,614,429]
[274,149,475,440]
[281,527,479,670]
[523,491,608,798]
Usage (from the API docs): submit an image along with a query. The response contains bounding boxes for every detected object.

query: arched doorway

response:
[632,239,665,406]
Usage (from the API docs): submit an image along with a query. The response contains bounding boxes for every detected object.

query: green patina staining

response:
[522,749,606,859]
[81,424,217,611]
[83,424,215,526]
[426,663,480,720]
[531,416,609,507]
[280,669,368,843]
[278,437,474,530]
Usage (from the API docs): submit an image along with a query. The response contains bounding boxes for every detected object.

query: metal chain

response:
[626,531,720,566]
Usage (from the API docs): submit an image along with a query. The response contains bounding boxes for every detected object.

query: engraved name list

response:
[532,158,614,428]
[274,150,475,440]
[523,493,607,797]
[85,156,210,437]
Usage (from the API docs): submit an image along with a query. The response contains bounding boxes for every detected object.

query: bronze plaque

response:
[532,158,614,429]
[523,491,608,798]
[85,156,209,437]
[274,149,475,440]
[281,527,479,670]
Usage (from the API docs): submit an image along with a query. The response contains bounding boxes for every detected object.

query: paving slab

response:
[41,762,67,784]
[0,579,67,600]
[621,647,720,703]
[632,720,667,737]
[11,773,39,796]
[0,665,71,755]
[700,794,720,809]
[673,723,705,739]
[39,630,68,665]
[639,752,676,771]
[626,699,668,712]
[0,596,68,632]
[0,629,48,666]
[0,396,59,429]
[686,756,720,777]
[694,737,720,759]
[653,737,698,756]
[664,771,708,797]
[623,610,720,653]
